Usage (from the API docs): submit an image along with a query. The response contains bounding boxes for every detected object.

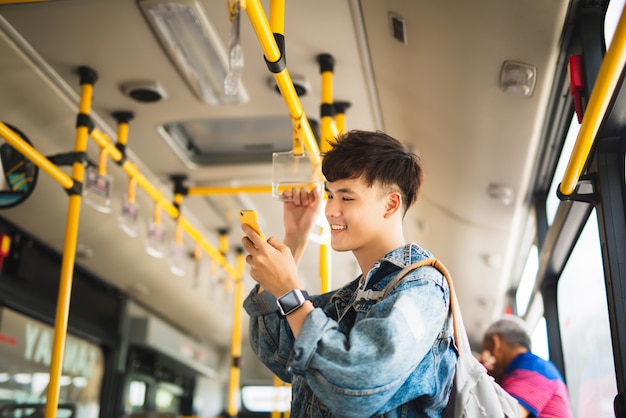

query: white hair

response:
[484,315,532,350]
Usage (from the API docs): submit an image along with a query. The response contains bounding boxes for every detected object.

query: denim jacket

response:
[243,243,457,418]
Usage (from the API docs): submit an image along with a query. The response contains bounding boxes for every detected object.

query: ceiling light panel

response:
[139,0,248,105]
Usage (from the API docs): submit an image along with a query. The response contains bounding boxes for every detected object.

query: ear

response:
[491,334,503,354]
[384,191,402,217]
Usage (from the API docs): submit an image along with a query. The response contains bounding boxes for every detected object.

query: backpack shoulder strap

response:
[381,258,449,296]
[381,258,461,346]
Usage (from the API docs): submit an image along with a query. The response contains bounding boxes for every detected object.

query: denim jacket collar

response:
[362,243,433,289]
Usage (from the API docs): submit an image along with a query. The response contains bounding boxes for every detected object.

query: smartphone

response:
[240,210,266,239]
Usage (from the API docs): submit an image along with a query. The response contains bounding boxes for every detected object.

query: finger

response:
[306,186,321,209]
[292,186,302,205]
[282,188,293,201]
[300,187,312,205]
[312,184,322,201]
[266,236,287,252]
[242,223,263,243]
[241,236,256,253]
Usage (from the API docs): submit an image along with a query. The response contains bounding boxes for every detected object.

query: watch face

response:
[277,290,306,315]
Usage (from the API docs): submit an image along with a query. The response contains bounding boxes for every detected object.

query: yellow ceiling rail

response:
[0,0,45,3]
[559,5,626,196]
[187,184,272,196]
[90,127,238,278]
[245,0,320,163]
[0,65,237,416]
[91,128,177,219]
[0,122,73,189]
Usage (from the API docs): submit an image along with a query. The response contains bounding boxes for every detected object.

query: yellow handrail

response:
[0,123,73,189]
[245,0,320,163]
[559,5,626,196]
[318,54,335,293]
[227,250,246,417]
[90,127,238,278]
[187,185,272,195]
[44,68,95,418]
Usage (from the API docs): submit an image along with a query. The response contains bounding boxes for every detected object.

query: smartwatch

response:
[276,289,310,316]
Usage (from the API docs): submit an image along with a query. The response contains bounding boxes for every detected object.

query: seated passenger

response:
[480,315,573,418]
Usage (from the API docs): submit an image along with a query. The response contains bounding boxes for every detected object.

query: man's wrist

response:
[284,234,309,263]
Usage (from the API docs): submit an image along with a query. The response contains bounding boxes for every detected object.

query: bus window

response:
[530,316,549,361]
[606,0,626,49]
[155,382,183,413]
[557,209,616,417]
[127,380,148,411]
[546,115,579,225]
[516,244,539,316]
[241,385,291,414]
[0,308,103,417]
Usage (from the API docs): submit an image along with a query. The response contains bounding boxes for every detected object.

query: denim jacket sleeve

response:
[245,268,450,417]
[294,274,448,417]
[243,284,295,382]
[243,285,338,383]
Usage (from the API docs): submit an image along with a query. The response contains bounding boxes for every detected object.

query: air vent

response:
[389,13,407,44]
[160,117,320,167]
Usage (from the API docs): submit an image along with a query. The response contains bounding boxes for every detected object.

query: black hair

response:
[321,130,424,215]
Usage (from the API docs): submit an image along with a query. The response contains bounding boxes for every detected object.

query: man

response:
[242,130,457,417]
[480,316,573,418]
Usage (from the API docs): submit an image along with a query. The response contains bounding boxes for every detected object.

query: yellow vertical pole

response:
[559,3,626,196]
[271,375,282,418]
[317,54,336,294]
[271,375,292,417]
[112,111,134,154]
[227,248,246,417]
[219,228,233,294]
[319,239,331,293]
[317,53,337,153]
[219,229,230,256]
[173,193,184,209]
[114,112,139,209]
[333,101,351,135]
[44,66,97,418]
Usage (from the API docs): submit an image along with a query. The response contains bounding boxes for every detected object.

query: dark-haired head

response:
[321,130,424,215]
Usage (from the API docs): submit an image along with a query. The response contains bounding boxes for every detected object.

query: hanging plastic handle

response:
[225,0,244,96]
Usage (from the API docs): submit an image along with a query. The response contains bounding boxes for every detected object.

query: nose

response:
[325,197,338,219]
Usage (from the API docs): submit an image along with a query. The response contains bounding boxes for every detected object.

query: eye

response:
[342,196,354,201]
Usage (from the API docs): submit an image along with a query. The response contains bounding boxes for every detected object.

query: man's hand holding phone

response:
[239,209,266,240]
[240,209,298,294]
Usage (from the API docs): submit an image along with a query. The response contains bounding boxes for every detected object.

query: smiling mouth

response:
[330,224,346,231]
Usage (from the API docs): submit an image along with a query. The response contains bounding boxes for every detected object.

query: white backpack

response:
[387,259,522,418]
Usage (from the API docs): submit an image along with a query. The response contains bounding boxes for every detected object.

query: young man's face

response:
[324,176,389,253]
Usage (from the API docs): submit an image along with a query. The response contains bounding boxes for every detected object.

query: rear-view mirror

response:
[0,123,39,208]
